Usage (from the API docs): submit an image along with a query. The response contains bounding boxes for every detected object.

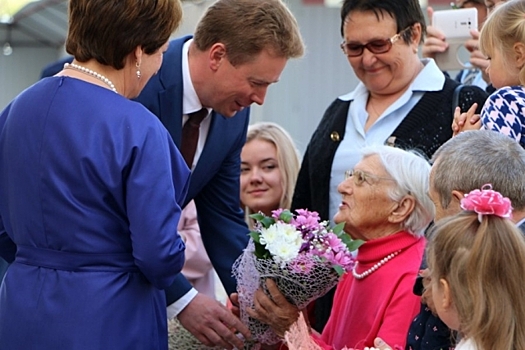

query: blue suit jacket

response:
[135,36,250,304]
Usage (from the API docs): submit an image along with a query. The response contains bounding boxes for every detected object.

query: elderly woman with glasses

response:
[291,0,488,332]
[248,145,435,349]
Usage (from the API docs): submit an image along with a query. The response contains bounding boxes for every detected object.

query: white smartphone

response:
[432,7,478,71]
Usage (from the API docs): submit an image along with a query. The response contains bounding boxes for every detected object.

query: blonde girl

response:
[454,0,525,143]
[427,185,525,350]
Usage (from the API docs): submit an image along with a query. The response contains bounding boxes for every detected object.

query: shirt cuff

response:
[166,288,198,320]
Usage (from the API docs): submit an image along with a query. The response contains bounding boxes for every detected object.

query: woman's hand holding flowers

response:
[247,279,300,338]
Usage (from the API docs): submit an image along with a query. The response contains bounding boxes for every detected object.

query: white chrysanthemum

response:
[280,226,303,244]
[260,222,298,245]
[271,243,300,264]
[259,224,279,246]
[260,222,304,264]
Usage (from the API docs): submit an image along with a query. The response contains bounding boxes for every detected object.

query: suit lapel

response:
[157,36,191,148]
[159,86,183,147]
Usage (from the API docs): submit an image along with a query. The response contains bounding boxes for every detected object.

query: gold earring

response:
[136,61,141,79]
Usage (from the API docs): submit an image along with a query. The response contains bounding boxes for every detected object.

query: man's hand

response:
[246,279,300,338]
[177,293,251,349]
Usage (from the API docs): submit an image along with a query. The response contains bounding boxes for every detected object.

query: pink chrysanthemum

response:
[289,255,315,274]
[271,208,285,219]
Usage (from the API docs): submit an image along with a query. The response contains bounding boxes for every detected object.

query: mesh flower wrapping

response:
[232,209,363,348]
[167,318,222,350]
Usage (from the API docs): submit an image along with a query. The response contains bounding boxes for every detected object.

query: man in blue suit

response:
[134,0,304,348]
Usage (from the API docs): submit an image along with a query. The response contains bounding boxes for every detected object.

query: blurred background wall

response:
[0,0,451,154]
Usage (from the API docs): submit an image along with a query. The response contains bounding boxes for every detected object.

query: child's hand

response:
[371,337,393,349]
[452,103,481,136]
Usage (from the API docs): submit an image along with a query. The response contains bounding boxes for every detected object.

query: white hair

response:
[361,145,434,236]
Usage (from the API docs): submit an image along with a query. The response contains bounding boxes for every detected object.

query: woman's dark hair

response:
[340,0,426,44]
[66,0,182,70]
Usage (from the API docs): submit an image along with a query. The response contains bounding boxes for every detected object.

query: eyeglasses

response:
[340,26,411,57]
[344,169,395,186]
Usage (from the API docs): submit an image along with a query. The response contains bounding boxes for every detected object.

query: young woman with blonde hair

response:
[240,122,300,226]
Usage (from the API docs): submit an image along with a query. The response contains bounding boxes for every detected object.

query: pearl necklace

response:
[64,63,118,93]
[352,250,402,280]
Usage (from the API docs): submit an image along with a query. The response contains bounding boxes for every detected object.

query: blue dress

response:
[0,77,190,349]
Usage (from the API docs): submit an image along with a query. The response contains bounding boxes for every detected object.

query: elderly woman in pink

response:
[247,145,434,349]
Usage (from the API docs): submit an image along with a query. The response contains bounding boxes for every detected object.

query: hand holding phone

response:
[432,7,478,71]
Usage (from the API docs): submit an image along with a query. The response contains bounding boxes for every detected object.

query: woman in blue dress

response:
[0,0,188,349]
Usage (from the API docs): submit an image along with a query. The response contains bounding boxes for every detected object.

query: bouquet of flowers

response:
[232,209,363,348]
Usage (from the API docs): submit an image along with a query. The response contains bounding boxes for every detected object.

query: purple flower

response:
[301,230,316,244]
[291,209,321,232]
[250,207,361,274]
[299,241,311,253]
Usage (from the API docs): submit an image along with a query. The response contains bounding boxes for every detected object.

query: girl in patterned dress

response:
[476,0,525,147]
[453,0,525,147]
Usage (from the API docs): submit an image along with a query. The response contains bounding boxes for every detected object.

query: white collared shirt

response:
[181,39,211,171]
